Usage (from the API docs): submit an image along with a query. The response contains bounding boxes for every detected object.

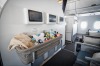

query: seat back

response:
[83,36,100,46]
[83,30,100,46]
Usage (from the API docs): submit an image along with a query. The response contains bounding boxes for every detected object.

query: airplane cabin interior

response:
[0,0,100,66]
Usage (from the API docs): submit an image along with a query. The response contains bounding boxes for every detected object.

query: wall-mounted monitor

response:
[46,13,57,24]
[24,8,44,24]
[57,16,65,24]
[59,17,64,22]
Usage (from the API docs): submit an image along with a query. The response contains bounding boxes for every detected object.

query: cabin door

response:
[65,16,74,42]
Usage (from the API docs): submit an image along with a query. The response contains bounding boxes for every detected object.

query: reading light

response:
[57,0,63,4]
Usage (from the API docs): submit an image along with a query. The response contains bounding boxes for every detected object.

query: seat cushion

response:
[92,52,100,61]
[76,51,93,66]
[90,52,100,66]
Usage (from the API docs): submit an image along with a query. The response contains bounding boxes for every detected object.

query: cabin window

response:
[94,21,100,29]
[81,21,88,29]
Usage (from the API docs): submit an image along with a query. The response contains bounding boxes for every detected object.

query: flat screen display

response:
[49,14,56,22]
[28,10,42,22]
[60,17,64,22]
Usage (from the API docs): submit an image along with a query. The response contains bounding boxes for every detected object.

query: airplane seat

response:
[74,31,100,66]
[72,33,84,43]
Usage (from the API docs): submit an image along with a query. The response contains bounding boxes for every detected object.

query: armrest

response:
[74,42,100,54]
[75,42,100,49]
[85,56,93,61]
[85,56,100,64]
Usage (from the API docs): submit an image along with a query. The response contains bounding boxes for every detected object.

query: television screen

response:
[60,17,64,22]
[49,14,56,22]
[28,10,42,22]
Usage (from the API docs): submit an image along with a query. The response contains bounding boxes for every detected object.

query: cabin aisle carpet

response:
[64,40,75,52]
[43,49,76,66]
[64,43,75,52]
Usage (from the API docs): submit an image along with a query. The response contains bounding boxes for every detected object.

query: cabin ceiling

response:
[64,0,100,16]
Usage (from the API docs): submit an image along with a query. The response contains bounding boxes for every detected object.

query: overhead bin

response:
[65,0,100,15]
[76,5,100,14]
